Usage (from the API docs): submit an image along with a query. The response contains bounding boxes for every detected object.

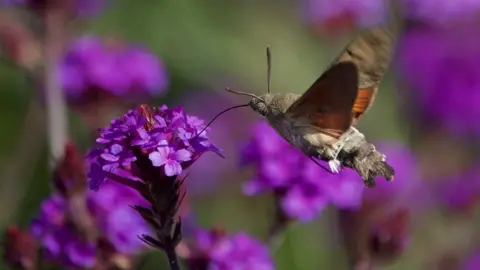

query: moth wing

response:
[285,61,359,138]
[331,26,395,124]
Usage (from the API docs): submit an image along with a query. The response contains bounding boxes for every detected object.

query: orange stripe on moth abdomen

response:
[352,87,374,115]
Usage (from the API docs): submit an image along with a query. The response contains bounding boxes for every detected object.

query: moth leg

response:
[328,159,341,174]
[328,137,349,174]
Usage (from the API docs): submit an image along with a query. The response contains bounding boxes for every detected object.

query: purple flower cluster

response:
[362,142,420,203]
[436,163,480,212]
[30,193,96,268]
[89,182,151,254]
[401,0,480,24]
[241,121,419,222]
[30,181,150,268]
[398,27,480,136]
[88,104,222,190]
[302,0,387,30]
[2,0,109,16]
[240,121,364,222]
[190,229,274,270]
[60,36,168,101]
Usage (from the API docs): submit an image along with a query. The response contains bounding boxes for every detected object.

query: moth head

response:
[248,95,271,116]
[225,87,269,116]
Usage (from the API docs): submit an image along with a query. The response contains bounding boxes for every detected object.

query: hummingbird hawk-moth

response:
[226,26,396,187]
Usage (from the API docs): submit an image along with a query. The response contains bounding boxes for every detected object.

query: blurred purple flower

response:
[398,27,480,136]
[302,0,387,30]
[436,163,480,212]
[2,0,109,16]
[29,181,150,268]
[89,182,151,254]
[333,144,420,267]
[401,0,480,24]
[241,121,421,223]
[185,228,274,270]
[463,249,480,270]
[362,142,422,204]
[87,104,222,191]
[60,36,168,102]
[240,121,364,222]
[29,194,96,268]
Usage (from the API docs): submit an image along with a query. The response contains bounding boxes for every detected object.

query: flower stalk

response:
[43,8,69,163]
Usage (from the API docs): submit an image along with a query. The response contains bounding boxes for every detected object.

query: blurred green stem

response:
[43,9,68,164]
[0,99,45,226]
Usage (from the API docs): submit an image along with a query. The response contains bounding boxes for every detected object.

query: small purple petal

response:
[174,149,192,162]
[164,160,182,176]
[149,151,167,167]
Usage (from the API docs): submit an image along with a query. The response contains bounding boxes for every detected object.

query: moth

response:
[226,26,396,187]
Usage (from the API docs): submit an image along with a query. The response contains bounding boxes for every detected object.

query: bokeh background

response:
[1,0,480,269]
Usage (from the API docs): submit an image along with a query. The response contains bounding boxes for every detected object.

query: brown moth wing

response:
[285,61,359,139]
[331,26,395,124]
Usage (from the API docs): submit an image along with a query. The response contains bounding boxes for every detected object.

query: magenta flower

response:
[401,0,480,24]
[397,26,480,136]
[30,180,151,268]
[362,142,421,203]
[149,140,192,176]
[240,121,364,222]
[59,36,168,103]
[89,181,151,254]
[241,120,421,226]
[87,104,222,191]
[434,162,480,212]
[183,228,274,270]
[30,194,96,268]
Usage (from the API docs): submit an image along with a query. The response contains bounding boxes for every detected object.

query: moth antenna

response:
[192,104,250,139]
[266,45,271,93]
[225,87,263,100]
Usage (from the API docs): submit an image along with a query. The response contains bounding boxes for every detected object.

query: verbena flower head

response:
[29,144,151,268]
[397,26,480,136]
[184,228,274,270]
[89,182,151,254]
[30,181,151,268]
[401,0,480,25]
[362,142,421,203]
[240,121,364,222]
[241,118,422,247]
[302,0,387,32]
[60,36,168,102]
[2,0,109,16]
[30,193,96,268]
[436,163,480,212]
[88,104,222,190]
